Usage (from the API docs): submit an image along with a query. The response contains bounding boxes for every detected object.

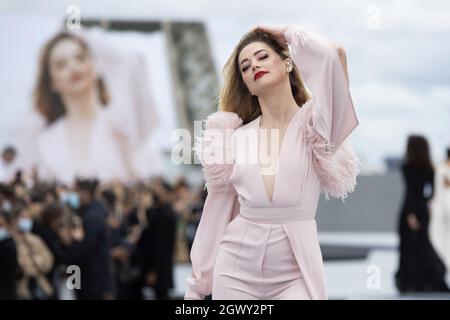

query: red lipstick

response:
[71,71,84,83]
[254,71,268,81]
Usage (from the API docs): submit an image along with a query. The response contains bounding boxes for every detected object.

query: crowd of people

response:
[0,170,206,300]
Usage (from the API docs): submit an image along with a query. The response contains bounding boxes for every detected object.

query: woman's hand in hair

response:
[254,25,289,50]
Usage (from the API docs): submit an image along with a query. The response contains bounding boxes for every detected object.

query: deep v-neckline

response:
[63,113,101,179]
[256,107,302,204]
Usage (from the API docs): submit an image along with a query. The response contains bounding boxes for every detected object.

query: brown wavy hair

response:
[34,32,109,126]
[219,29,310,125]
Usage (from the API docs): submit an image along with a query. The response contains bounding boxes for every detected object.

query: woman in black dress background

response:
[395,135,449,293]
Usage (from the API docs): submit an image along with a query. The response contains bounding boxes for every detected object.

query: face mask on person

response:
[2,200,12,211]
[60,191,69,203]
[18,217,33,233]
[61,191,80,210]
[68,192,80,210]
[0,227,10,241]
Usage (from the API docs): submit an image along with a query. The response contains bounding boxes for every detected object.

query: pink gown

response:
[185,26,360,300]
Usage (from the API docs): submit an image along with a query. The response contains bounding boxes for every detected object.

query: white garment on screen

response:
[36,108,129,185]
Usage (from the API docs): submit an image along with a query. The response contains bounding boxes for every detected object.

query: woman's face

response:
[50,216,64,232]
[238,41,290,96]
[139,191,153,209]
[49,38,97,97]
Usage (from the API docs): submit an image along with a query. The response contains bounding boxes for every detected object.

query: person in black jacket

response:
[71,179,114,300]
[137,192,176,300]
[101,188,140,300]
[395,135,450,293]
[0,209,18,300]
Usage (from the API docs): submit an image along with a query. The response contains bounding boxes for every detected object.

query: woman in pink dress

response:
[185,25,360,300]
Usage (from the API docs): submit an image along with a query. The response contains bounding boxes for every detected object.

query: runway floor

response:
[172,232,450,300]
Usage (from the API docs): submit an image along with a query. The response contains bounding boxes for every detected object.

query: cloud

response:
[351,83,450,168]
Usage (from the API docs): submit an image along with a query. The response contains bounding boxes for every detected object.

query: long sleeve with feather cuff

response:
[285,26,360,201]
[185,111,242,299]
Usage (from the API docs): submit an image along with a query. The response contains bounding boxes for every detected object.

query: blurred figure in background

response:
[0,209,17,300]
[70,179,114,299]
[430,147,450,272]
[33,32,136,185]
[172,177,195,264]
[32,202,73,299]
[101,187,140,300]
[0,146,19,183]
[136,191,176,300]
[395,135,449,293]
[12,202,54,299]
